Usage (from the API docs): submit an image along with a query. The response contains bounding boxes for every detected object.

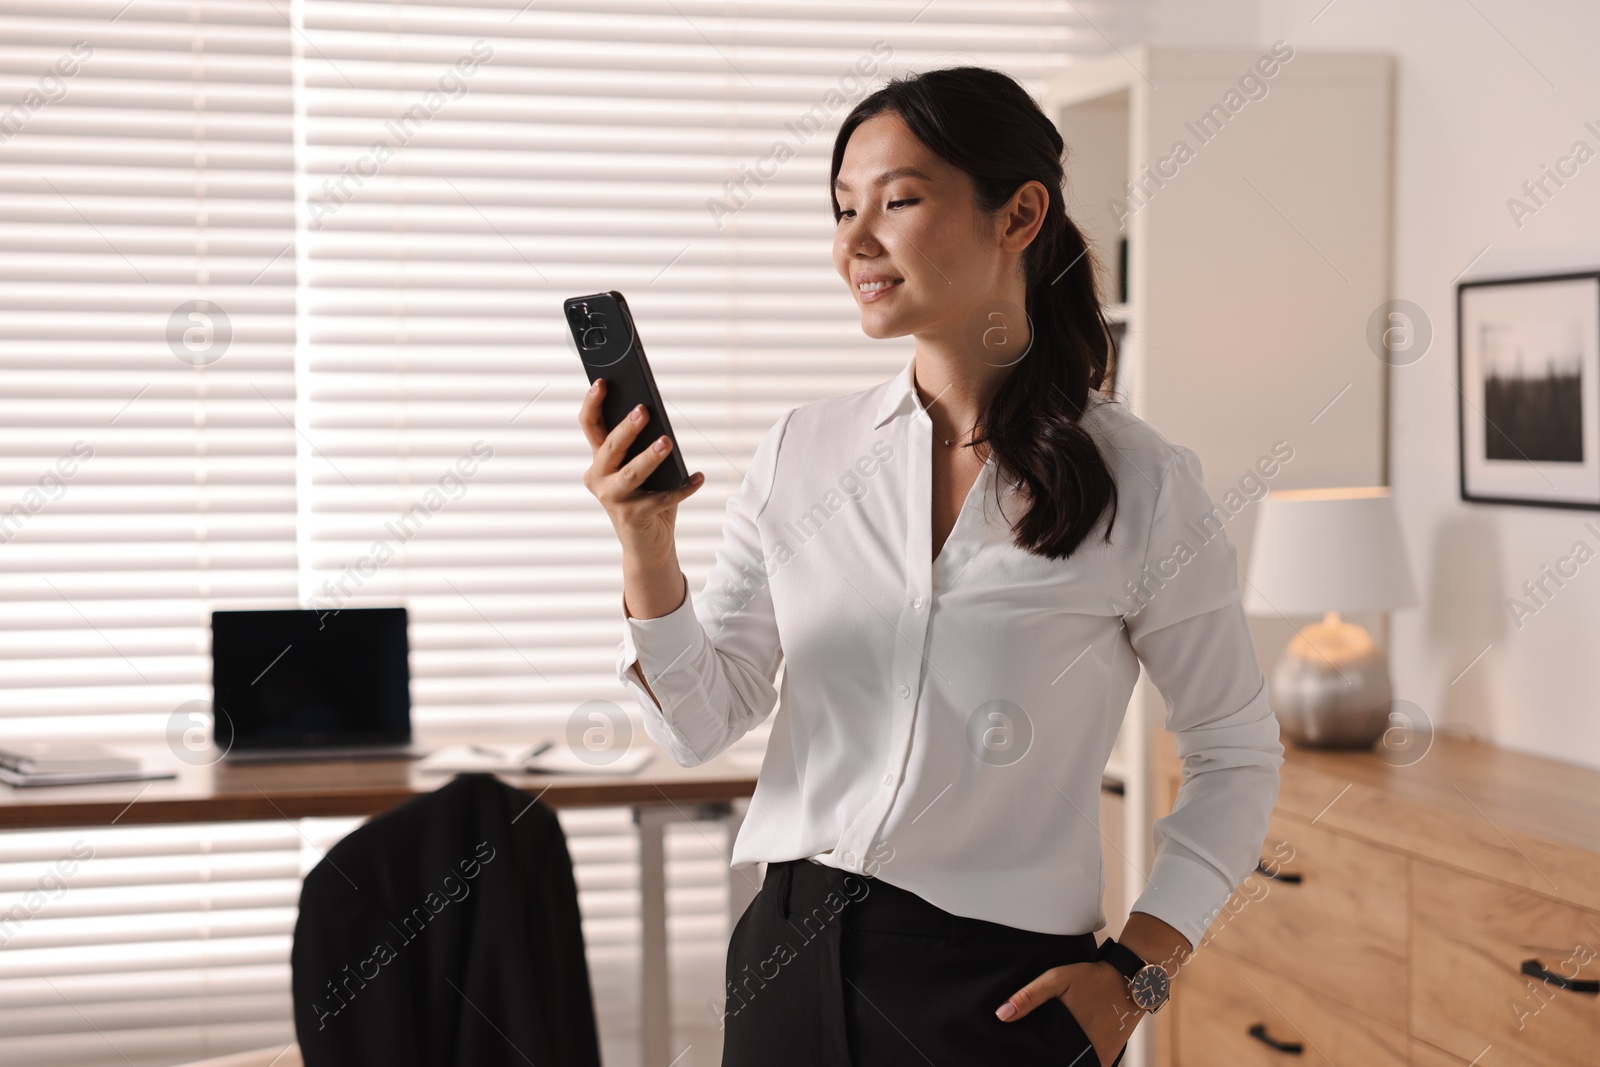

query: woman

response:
[581,66,1283,1067]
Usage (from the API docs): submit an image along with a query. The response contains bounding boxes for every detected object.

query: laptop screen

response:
[210,607,411,751]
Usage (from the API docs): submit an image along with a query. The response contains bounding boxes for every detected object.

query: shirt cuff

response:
[1127,849,1238,952]
[618,575,701,684]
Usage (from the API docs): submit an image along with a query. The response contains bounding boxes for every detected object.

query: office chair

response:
[290,773,603,1067]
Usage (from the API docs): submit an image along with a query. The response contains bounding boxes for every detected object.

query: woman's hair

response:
[829,65,1119,561]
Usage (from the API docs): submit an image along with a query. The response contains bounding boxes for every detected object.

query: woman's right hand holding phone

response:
[580,377,705,620]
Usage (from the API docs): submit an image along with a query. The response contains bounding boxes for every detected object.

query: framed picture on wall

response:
[1458,270,1600,509]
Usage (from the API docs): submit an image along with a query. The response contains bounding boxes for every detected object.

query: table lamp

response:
[1243,487,1417,748]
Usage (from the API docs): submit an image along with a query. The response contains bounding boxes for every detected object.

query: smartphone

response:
[563,290,689,493]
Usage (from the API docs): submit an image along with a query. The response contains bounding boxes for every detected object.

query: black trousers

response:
[720,858,1130,1067]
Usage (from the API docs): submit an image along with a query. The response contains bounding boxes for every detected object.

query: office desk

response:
[0,732,763,1067]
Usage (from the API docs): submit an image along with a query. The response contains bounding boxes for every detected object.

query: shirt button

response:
[897,684,910,699]
[882,773,893,785]
[912,595,925,609]
[842,851,856,867]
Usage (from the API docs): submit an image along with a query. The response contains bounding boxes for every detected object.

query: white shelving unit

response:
[1047,45,1393,1067]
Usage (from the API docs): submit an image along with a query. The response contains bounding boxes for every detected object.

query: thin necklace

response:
[917,387,975,447]
[936,416,975,448]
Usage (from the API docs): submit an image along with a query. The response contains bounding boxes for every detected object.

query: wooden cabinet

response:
[1412,861,1600,1066]
[1154,734,1600,1067]
[1410,1041,1475,1067]
[1199,810,1409,1031]
[1175,944,1408,1067]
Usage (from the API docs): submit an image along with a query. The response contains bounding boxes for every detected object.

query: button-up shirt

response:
[615,354,1283,947]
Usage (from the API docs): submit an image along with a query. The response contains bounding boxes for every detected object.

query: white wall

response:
[1117,0,1600,769]
[1170,0,1600,771]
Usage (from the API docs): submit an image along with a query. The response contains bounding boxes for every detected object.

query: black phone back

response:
[563,290,689,493]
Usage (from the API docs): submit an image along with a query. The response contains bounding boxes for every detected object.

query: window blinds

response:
[0,1,1114,1063]
[293,0,1118,732]
[0,0,299,742]
[0,810,737,1066]
[0,0,1119,736]
[0,817,352,1066]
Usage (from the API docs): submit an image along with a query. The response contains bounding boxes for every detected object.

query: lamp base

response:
[1269,613,1393,749]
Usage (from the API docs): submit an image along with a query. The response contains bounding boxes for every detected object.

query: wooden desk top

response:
[0,733,763,830]
[1156,726,1600,913]
[1269,731,1600,855]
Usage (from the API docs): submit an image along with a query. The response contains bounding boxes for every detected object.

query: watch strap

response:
[1096,937,1148,982]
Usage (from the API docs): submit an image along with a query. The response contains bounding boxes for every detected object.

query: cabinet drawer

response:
[1173,946,1407,1067]
[1412,860,1600,1066]
[1411,1041,1473,1067]
[1197,810,1408,1030]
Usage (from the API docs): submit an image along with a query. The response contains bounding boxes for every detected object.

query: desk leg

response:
[635,805,673,1067]
[633,801,745,1066]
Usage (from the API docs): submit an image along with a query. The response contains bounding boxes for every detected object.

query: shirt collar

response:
[872,354,921,429]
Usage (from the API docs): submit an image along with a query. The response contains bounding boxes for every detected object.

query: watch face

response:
[1129,964,1170,1012]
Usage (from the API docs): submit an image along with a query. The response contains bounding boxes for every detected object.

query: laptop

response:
[211,607,426,763]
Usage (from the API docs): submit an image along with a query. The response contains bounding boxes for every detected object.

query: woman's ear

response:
[998,180,1049,254]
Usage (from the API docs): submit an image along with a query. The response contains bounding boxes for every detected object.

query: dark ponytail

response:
[829,66,1119,561]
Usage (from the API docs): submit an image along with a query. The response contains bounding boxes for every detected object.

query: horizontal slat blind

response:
[295,0,1115,730]
[0,4,301,1061]
[0,817,355,1065]
[0,2,1113,1064]
[0,808,748,1065]
[0,0,299,741]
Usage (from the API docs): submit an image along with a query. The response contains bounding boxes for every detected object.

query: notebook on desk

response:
[418,742,655,776]
[211,607,428,763]
[0,743,176,788]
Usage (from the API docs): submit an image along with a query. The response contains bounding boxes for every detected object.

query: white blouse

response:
[615,354,1283,948]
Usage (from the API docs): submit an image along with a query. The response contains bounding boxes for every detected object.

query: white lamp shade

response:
[1242,487,1417,617]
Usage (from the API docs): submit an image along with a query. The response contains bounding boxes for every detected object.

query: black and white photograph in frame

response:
[1458,270,1600,509]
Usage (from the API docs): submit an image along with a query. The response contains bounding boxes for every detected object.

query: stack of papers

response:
[0,743,177,788]
[418,741,655,776]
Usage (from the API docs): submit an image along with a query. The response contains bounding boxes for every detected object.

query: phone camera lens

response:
[567,300,608,353]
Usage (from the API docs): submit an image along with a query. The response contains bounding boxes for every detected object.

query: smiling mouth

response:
[858,278,904,300]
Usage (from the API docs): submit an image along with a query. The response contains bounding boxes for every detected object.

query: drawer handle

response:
[1520,958,1600,994]
[1247,1023,1304,1054]
[1254,859,1302,884]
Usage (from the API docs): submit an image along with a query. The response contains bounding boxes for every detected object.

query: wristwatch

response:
[1096,938,1171,1014]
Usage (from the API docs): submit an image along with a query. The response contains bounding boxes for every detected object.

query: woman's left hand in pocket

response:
[995,960,1141,1065]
